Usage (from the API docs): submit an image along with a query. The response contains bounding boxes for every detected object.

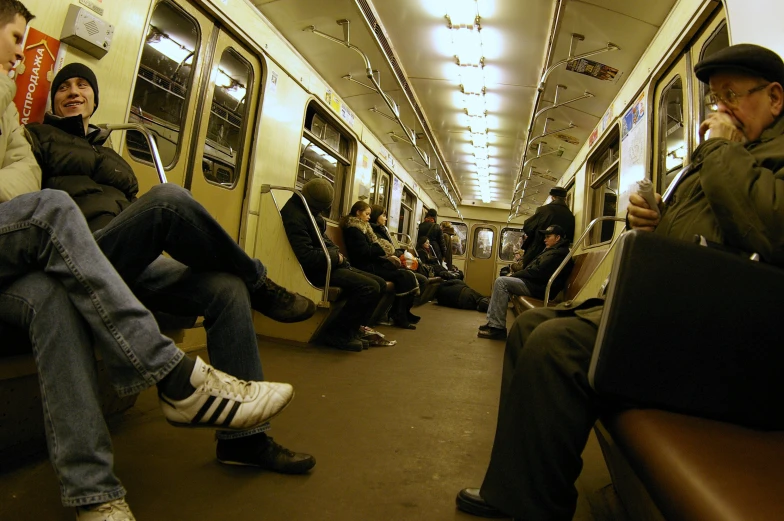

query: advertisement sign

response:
[619,91,649,215]
[566,58,619,81]
[388,176,403,231]
[13,28,61,125]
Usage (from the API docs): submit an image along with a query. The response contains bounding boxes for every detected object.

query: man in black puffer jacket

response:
[26,63,317,474]
[477,225,572,340]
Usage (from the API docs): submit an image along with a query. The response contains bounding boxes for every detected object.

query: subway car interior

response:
[1,0,783,519]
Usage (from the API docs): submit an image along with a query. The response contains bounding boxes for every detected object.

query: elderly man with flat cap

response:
[520,185,575,267]
[455,43,784,521]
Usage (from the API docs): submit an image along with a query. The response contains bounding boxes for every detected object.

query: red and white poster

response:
[13,28,61,125]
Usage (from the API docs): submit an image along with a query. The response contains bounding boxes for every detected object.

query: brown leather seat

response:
[511,250,605,314]
[598,409,784,521]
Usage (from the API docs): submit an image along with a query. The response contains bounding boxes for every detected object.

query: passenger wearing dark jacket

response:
[370,204,427,306]
[342,201,420,329]
[520,186,575,267]
[457,44,784,521]
[477,225,571,341]
[280,179,387,350]
[25,63,316,475]
[418,208,448,263]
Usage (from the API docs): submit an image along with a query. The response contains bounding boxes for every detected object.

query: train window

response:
[659,76,685,192]
[127,1,200,167]
[587,128,620,246]
[499,228,524,261]
[370,164,391,211]
[451,222,467,256]
[398,187,416,236]
[698,23,729,123]
[565,180,576,212]
[298,103,353,220]
[201,48,252,188]
[472,227,495,259]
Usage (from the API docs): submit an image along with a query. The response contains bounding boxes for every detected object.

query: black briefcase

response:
[588,230,784,430]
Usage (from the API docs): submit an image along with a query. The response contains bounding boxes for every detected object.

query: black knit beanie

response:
[302,178,334,213]
[50,63,99,114]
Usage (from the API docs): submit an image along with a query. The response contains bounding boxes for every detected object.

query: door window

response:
[472,227,495,259]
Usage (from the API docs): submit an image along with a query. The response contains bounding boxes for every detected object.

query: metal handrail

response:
[543,216,626,305]
[99,123,167,183]
[392,232,412,246]
[260,185,332,304]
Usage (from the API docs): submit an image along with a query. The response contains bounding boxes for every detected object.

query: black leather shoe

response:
[217,435,316,474]
[456,488,509,518]
[478,327,507,340]
[478,322,491,331]
[250,277,316,323]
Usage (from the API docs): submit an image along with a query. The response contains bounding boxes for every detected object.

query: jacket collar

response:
[759,114,784,143]
[42,112,108,145]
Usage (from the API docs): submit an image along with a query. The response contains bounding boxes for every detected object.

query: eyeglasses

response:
[704,83,770,109]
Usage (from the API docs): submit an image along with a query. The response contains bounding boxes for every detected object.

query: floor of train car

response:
[0,303,627,521]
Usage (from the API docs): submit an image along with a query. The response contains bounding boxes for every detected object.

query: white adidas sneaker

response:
[159,357,294,430]
[75,499,136,521]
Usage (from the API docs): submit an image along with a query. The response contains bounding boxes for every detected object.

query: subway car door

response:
[186,32,261,241]
[122,0,214,195]
[464,224,498,296]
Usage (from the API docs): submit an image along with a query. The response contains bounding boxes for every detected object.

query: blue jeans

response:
[486,276,533,329]
[93,184,269,440]
[0,190,184,506]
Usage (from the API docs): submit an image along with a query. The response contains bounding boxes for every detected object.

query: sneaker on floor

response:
[159,357,293,430]
[250,277,316,323]
[75,499,136,521]
[478,322,492,332]
[477,326,507,340]
[217,435,316,474]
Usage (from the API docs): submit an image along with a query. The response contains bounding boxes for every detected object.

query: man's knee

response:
[142,183,194,207]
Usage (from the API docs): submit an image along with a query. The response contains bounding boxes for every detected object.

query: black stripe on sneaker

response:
[222,400,242,427]
[207,398,234,425]
[191,396,217,424]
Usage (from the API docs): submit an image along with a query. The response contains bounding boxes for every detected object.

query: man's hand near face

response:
[699,112,748,143]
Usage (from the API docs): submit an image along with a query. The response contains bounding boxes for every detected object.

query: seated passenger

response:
[370,203,427,303]
[341,201,420,329]
[456,43,784,520]
[281,178,387,351]
[477,224,571,340]
[0,4,294,518]
[23,63,316,476]
[416,236,452,278]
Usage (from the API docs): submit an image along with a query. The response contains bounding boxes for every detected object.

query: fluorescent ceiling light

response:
[446,0,477,26]
[452,26,483,66]
[458,65,485,94]
[148,36,192,64]
[475,157,489,170]
[463,93,486,117]
[474,147,489,160]
[472,133,488,147]
[468,116,488,133]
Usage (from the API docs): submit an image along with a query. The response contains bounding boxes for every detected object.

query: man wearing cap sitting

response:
[281,177,387,352]
[477,224,571,340]
[24,63,318,476]
[456,43,784,521]
[520,186,575,268]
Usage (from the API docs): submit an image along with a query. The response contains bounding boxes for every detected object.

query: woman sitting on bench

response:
[341,201,421,329]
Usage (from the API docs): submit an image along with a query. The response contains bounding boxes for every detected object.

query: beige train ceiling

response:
[252,0,675,217]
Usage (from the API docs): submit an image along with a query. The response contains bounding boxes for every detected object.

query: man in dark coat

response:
[477,225,571,340]
[280,178,386,351]
[26,63,316,475]
[417,208,448,263]
[456,44,784,521]
[520,186,575,266]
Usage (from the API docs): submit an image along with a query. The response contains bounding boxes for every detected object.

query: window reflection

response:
[202,49,251,188]
[500,228,524,261]
[661,76,684,192]
[473,227,494,259]
[451,223,467,256]
[127,1,199,167]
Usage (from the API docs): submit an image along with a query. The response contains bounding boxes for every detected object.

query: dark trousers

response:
[326,266,385,336]
[480,306,601,520]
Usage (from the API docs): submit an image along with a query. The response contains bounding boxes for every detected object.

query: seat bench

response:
[595,409,784,521]
[511,250,605,315]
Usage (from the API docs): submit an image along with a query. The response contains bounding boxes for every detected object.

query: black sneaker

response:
[217,435,316,474]
[478,323,492,331]
[250,277,316,323]
[477,327,507,340]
